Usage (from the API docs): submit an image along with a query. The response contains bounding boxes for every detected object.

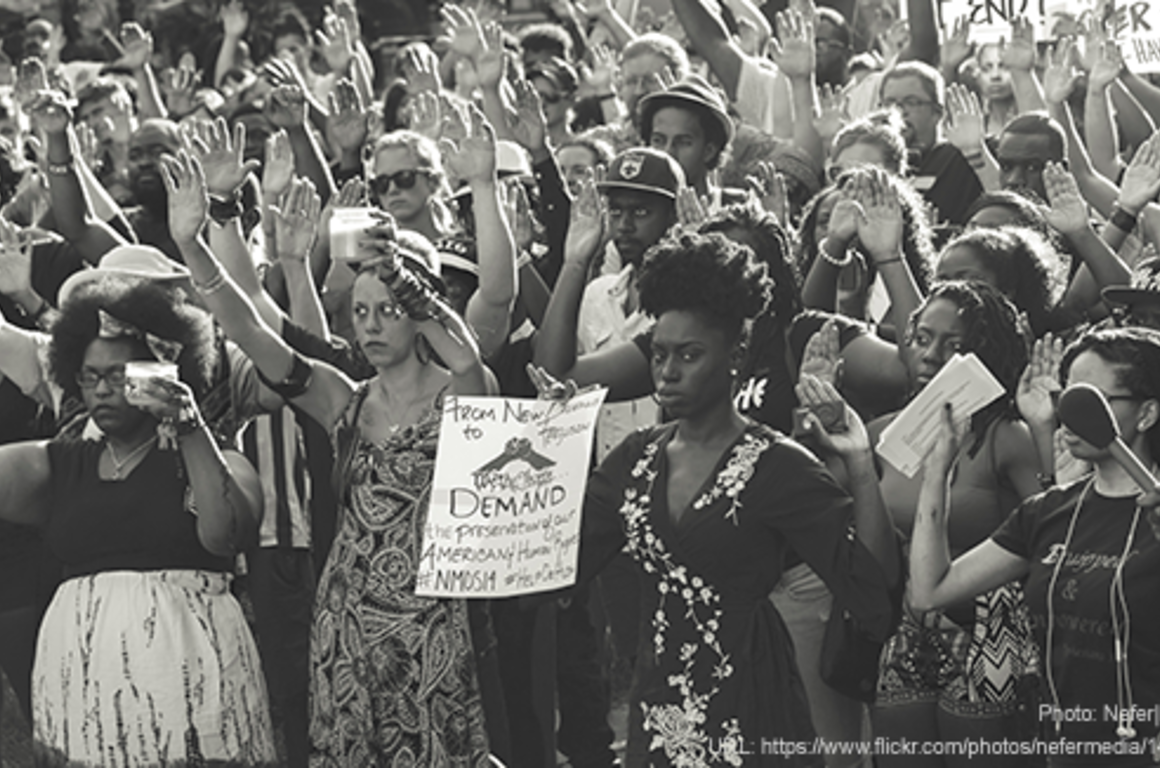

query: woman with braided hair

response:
[868,280,1050,767]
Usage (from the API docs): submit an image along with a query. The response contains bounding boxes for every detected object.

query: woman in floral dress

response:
[573,232,902,767]
[161,150,496,766]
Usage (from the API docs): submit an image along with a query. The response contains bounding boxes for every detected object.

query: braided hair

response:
[905,280,1030,457]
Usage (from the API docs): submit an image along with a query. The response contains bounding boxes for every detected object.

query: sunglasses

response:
[369,169,429,196]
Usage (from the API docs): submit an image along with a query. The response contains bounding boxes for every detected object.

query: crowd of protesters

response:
[4,0,1160,766]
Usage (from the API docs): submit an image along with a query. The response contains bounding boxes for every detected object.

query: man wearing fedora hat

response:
[638,76,744,206]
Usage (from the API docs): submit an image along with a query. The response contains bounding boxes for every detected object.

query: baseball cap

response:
[58,245,190,306]
[596,148,686,200]
[639,75,736,149]
[1104,256,1160,308]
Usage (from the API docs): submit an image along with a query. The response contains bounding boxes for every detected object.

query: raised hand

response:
[261,130,295,200]
[583,44,617,95]
[403,44,442,94]
[854,169,903,262]
[440,104,498,184]
[1016,332,1062,430]
[271,176,321,261]
[473,20,506,91]
[945,82,985,156]
[333,0,361,42]
[1041,161,1089,236]
[0,218,32,298]
[76,122,102,172]
[769,8,815,81]
[315,12,355,75]
[826,184,861,246]
[158,150,210,245]
[116,22,154,70]
[220,0,248,38]
[265,84,307,129]
[794,373,868,458]
[165,62,201,118]
[814,83,849,146]
[564,172,606,266]
[1088,38,1123,91]
[1118,132,1160,214]
[442,4,484,59]
[185,116,260,198]
[799,318,843,387]
[327,78,369,154]
[27,89,71,136]
[507,77,548,153]
[1000,16,1037,72]
[939,16,973,75]
[1042,38,1081,106]
[745,160,789,224]
[407,91,442,140]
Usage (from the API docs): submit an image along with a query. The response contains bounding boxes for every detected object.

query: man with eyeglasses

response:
[879,60,982,225]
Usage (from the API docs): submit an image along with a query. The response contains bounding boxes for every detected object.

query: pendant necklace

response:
[107,436,157,480]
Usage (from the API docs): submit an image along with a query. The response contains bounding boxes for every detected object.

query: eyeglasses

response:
[369,169,429,197]
[76,366,127,389]
[881,97,935,112]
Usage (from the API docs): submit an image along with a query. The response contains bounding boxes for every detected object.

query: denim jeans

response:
[770,563,869,768]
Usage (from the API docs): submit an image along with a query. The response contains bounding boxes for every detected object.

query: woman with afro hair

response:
[571,231,901,766]
[0,274,275,765]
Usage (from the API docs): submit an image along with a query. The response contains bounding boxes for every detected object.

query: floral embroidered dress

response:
[310,383,490,766]
[579,422,897,768]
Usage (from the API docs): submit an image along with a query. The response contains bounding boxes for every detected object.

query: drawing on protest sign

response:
[936,0,1047,43]
[416,389,608,598]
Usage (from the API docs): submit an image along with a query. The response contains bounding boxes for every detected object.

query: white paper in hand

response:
[876,353,1005,478]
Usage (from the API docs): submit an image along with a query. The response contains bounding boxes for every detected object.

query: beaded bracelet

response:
[818,238,854,268]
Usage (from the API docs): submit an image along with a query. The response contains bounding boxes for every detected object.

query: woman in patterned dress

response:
[161,150,497,765]
[573,232,901,767]
[0,275,275,766]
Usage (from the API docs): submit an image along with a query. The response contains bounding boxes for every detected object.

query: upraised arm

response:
[160,148,356,432]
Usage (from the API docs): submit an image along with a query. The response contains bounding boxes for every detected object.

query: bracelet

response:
[174,402,205,439]
[255,352,314,400]
[1037,472,1056,491]
[818,238,854,268]
[193,268,227,296]
[46,159,73,176]
[1110,206,1138,233]
[209,193,244,225]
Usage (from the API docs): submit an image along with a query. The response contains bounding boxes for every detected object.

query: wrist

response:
[843,449,877,474]
[9,287,42,310]
[1111,204,1139,231]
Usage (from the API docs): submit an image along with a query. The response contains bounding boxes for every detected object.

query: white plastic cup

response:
[330,207,381,263]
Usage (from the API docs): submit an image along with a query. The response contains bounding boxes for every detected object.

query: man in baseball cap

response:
[596,147,683,273]
[639,76,735,200]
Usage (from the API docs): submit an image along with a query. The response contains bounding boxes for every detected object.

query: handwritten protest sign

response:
[1107,0,1160,74]
[936,0,1047,43]
[416,389,608,598]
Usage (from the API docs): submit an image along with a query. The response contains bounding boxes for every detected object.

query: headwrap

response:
[98,309,184,364]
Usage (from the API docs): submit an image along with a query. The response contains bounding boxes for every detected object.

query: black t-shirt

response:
[911,142,983,227]
[993,480,1160,764]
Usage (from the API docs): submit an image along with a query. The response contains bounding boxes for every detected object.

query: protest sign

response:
[876,353,1005,478]
[416,389,608,598]
[1108,0,1160,74]
[936,0,1048,43]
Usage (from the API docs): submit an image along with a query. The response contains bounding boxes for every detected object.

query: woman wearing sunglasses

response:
[161,149,500,765]
[368,130,455,244]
